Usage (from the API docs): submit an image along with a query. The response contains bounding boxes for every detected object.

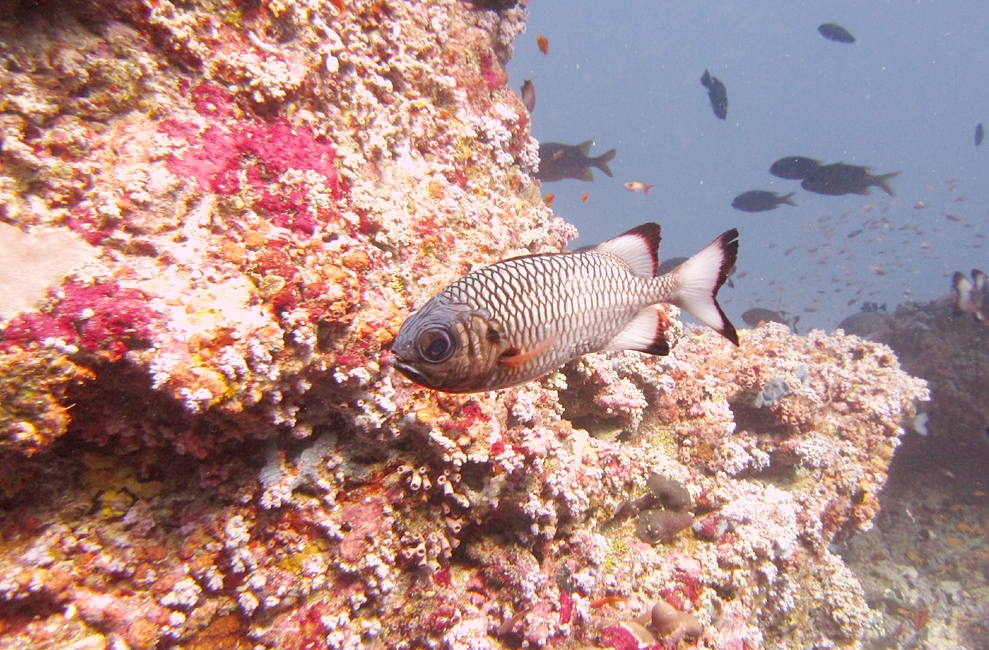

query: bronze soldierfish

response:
[391,224,739,392]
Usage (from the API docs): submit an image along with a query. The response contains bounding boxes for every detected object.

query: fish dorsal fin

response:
[603,306,670,356]
[593,223,662,277]
[578,140,593,155]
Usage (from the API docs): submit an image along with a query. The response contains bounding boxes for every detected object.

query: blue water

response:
[509,0,989,331]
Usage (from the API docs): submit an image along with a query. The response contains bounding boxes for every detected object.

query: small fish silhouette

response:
[818,23,855,43]
[520,79,535,112]
[700,70,728,120]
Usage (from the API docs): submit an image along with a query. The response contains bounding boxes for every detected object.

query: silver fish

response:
[390,224,739,392]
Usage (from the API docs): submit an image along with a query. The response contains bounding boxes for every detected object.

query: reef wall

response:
[0,0,927,648]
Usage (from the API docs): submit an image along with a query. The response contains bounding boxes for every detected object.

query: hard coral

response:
[0,349,93,456]
[0,1,931,649]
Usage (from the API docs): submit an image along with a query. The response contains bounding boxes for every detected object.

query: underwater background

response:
[0,0,986,648]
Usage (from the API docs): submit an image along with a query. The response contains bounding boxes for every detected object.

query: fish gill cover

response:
[0,1,936,649]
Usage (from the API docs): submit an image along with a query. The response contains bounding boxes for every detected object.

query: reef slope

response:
[0,1,926,648]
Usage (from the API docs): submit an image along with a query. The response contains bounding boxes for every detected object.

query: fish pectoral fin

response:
[498,336,560,368]
[603,306,670,356]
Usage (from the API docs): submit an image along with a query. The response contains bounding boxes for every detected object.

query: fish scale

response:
[391,224,738,392]
[431,252,678,388]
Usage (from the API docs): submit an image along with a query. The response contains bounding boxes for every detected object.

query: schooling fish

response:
[535,141,616,182]
[818,23,856,44]
[391,224,740,392]
[731,190,796,213]
[700,70,728,120]
[769,156,821,180]
[801,163,898,197]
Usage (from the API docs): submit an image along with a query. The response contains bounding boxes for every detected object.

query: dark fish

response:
[656,256,689,276]
[731,190,796,213]
[535,141,617,182]
[741,308,799,333]
[520,79,535,113]
[836,311,889,338]
[468,0,519,10]
[391,224,740,392]
[769,156,821,180]
[700,70,728,120]
[818,23,855,44]
[976,123,984,147]
[800,163,899,197]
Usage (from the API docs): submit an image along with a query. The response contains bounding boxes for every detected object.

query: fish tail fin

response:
[873,171,900,196]
[644,184,656,196]
[780,192,796,206]
[671,229,740,345]
[594,149,617,178]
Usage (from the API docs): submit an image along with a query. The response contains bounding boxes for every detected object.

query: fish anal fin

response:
[594,223,662,277]
[604,306,671,356]
[580,167,595,182]
[498,336,560,368]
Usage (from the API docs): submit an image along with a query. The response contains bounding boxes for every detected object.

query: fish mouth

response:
[387,352,427,385]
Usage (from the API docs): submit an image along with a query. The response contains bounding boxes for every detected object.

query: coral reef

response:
[0,0,930,648]
[834,295,989,649]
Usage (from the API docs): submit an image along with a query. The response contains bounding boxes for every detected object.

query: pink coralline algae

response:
[2,282,157,360]
[0,0,933,649]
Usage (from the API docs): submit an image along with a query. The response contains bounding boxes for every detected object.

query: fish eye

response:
[416,327,456,363]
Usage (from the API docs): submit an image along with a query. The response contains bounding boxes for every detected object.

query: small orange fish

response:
[543,193,555,207]
[537,34,549,56]
[581,193,589,203]
[623,181,655,195]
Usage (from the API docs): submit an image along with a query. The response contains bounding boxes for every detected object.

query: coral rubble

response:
[0,0,929,648]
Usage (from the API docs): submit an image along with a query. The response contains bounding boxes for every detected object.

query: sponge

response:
[0,223,97,321]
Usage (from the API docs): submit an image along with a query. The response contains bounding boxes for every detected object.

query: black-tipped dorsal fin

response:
[603,306,670,356]
[593,223,662,278]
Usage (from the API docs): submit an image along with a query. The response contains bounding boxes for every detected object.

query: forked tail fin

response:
[594,149,617,178]
[873,171,900,197]
[671,229,740,345]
